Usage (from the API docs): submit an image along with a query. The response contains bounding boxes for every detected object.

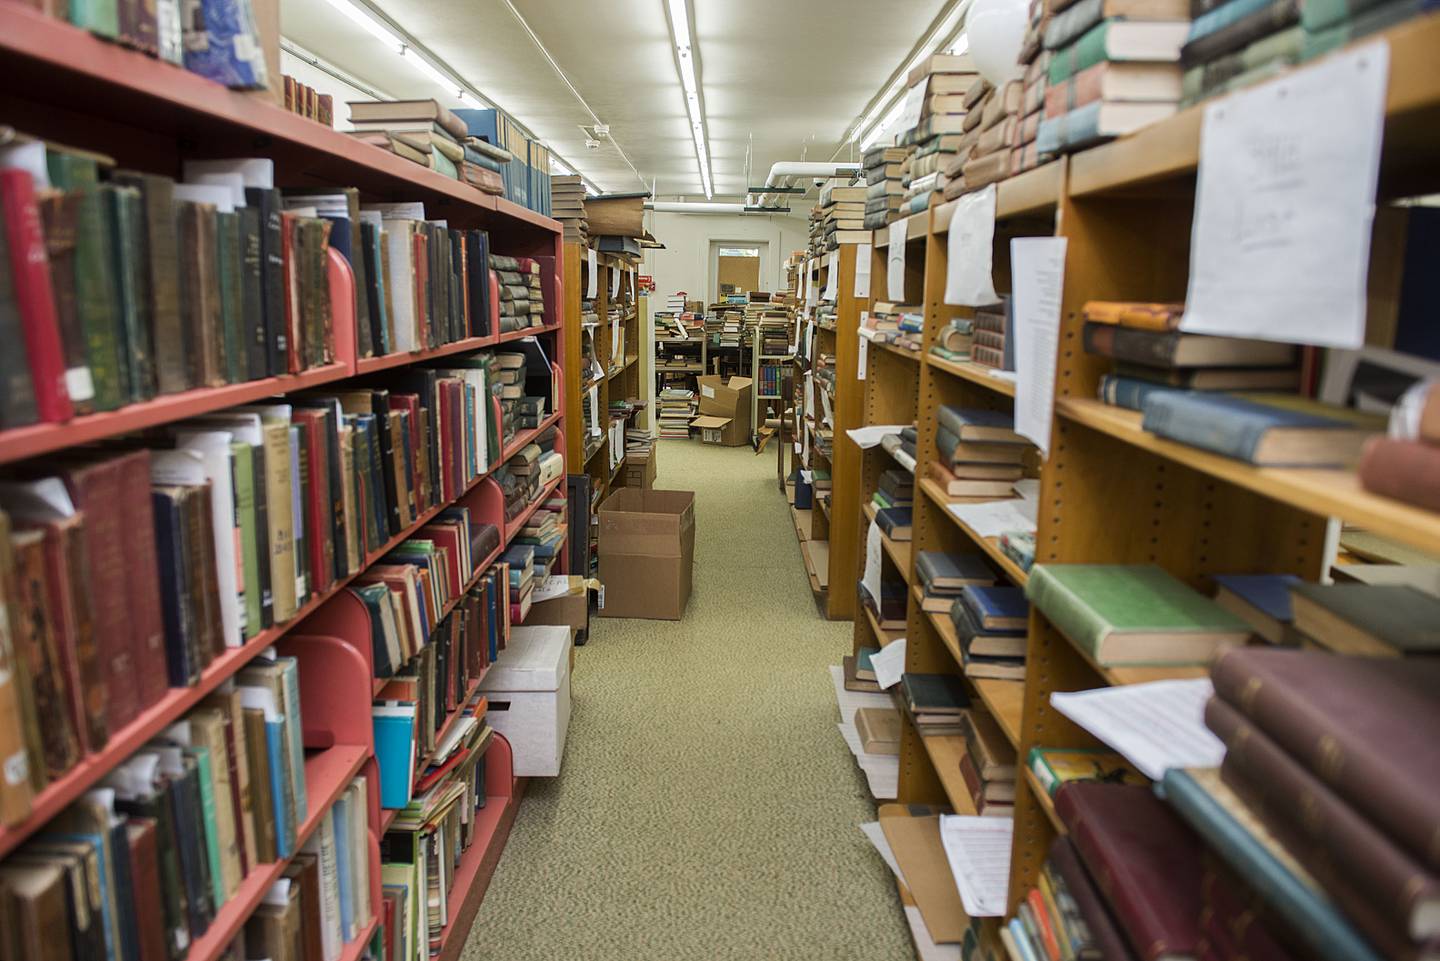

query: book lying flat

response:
[958,585,1029,631]
[1142,392,1384,467]
[1083,322,1297,367]
[901,673,971,716]
[1212,573,1298,645]
[1289,583,1440,656]
[917,550,997,591]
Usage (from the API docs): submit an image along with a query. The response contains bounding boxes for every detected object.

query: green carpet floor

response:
[463,439,912,960]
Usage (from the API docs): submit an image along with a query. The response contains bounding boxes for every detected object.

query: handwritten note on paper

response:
[1012,237,1067,456]
[854,243,873,298]
[1050,679,1225,781]
[888,217,909,301]
[823,251,838,302]
[938,816,1013,917]
[586,247,597,298]
[945,185,1001,307]
[871,638,907,690]
[1182,42,1389,349]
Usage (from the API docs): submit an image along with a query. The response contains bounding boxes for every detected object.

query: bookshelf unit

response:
[0,12,570,957]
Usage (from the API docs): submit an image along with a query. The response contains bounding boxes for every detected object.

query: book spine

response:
[1181,0,1300,67]
[0,210,38,429]
[1098,374,1179,412]
[0,170,72,423]
[279,658,308,820]
[216,211,244,384]
[9,533,81,779]
[1024,565,1114,661]
[111,186,157,401]
[75,186,127,410]
[1048,22,1111,86]
[118,450,169,708]
[38,192,97,411]
[1161,769,1385,961]
[1209,698,1438,941]
[262,422,297,622]
[69,0,119,37]
[1043,0,1102,50]
[1140,393,1270,462]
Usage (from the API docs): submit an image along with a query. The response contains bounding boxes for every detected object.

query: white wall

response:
[279,49,380,129]
[642,211,809,304]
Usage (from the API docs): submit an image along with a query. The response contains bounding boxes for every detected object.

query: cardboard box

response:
[690,374,752,446]
[623,446,657,489]
[526,575,591,646]
[597,488,695,620]
[479,625,572,777]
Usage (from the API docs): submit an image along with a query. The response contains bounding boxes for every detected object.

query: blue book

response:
[1161,769,1384,961]
[181,0,269,89]
[1007,918,1044,961]
[1212,573,1299,644]
[1142,392,1383,466]
[959,585,1029,631]
[333,795,356,940]
[1097,374,1183,412]
[46,831,117,959]
[277,657,308,823]
[856,645,879,680]
[936,405,1020,441]
[265,718,293,858]
[453,108,501,145]
[373,706,417,809]
[875,507,913,541]
[463,147,504,173]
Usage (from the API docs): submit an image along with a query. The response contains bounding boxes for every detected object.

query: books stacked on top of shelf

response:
[942,78,1028,197]
[1011,0,1051,177]
[933,406,1028,497]
[950,584,1029,680]
[862,144,910,229]
[493,255,545,333]
[1361,380,1440,513]
[550,175,588,244]
[282,76,333,126]
[658,387,697,439]
[1037,1,1190,157]
[861,302,924,353]
[806,203,825,259]
[1300,0,1435,60]
[900,53,982,206]
[918,550,997,610]
[349,100,475,181]
[819,180,868,247]
[0,644,311,951]
[931,317,976,363]
[1180,3,1302,105]
[897,672,970,735]
[971,297,1014,370]
[0,143,350,431]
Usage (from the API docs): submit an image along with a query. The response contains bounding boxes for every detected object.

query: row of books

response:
[862,302,925,353]
[282,75,334,127]
[918,552,1030,682]
[346,101,508,197]
[0,650,319,958]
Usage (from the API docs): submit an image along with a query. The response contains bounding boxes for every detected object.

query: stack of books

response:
[349,99,473,180]
[1301,0,1433,61]
[861,302,924,352]
[862,144,909,229]
[931,317,976,362]
[493,255,546,333]
[950,584,1029,680]
[1013,0,1052,176]
[519,500,568,576]
[550,175,588,243]
[956,81,1027,196]
[1037,4,1190,156]
[917,550,997,612]
[903,53,981,209]
[819,180,868,247]
[807,203,826,259]
[972,297,1014,370]
[959,708,1019,815]
[932,406,1028,497]
[282,76,332,126]
[873,468,914,511]
[897,672,970,735]
[658,387,697,438]
[1181,0,1302,104]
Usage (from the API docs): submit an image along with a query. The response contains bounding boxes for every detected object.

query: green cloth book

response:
[1289,583,1440,656]
[231,439,264,640]
[900,673,970,714]
[184,744,227,907]
[855,645,879,681]
[1025,564,1252,665]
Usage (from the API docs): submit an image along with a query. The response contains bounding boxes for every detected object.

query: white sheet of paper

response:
[823,251,838,302]
[1011,237,1067,456]
[532,575,574,604]
[887,218,908,301]
[847,425,910,449]
[948,498,1037,538]
[1182,42,1388,349]
[870,638,907,690]
[861,822,905,882]
[854,243,873,298]
[858,311,871,380]
[588,385,600,436]
[1050,679,1226,781]
[586,248,597,298]
[898,82,928,134]
[904,905,965,961]
[1012,478,1040,502]
[938,815,1013,917]
[806,262,818,306]
[861,520,884,607]
[945,184,1001,307]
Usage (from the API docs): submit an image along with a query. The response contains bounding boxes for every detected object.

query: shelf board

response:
[1067,13,1440,196]
[972,679,1025,750]
[919,478,1030,586]
[801,538,830,594]
[356,336,493,375]
[792,505,813,542]
[933,161,1064,232]
[926,355,1017,397]
[1058,397,1440,556]
[916,728,978,816]
[498,321,563,344]
[865,602,905,648]
[1023,768,1067,836]
[865,501,912,582]
[0,362,349,466]
[872,339,922,363]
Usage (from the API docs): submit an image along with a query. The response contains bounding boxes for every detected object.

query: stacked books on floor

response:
[1037,0,1190,157]
[831,660,901,799]
[933,406,1028,499]
[862,144,909,229]
[951,582,1030,682]
[819,180,868,248]
[282,75,333,126]
[971,298,1014,371]
[550,175,588,244]
[658,388,696,438]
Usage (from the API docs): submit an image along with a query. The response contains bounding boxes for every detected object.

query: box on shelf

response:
[690,374,753,446]
[480,625,572,777]
[526,575,591,648]
[597,488,695,620]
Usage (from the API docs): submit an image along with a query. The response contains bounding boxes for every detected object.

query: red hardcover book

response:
[386,393,424,512]
[1054,782,1203,961]
[0,170,72,423]
[27,516,106,754]
[1049,834,1138,961]
[1357,436,1440,513]
[290,408,333,596]
[112,449,168,709]
[60,457,141,731]
[126,818,169,961]
[419,522,465,598]
[1027,888,1064,961]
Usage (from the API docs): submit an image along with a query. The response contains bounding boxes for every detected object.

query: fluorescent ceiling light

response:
[666,0,690,47]
[666,0,711,198]
[323,0,403,50]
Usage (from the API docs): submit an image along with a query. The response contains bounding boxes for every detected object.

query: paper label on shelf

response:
[854,243,873,298]
[870,638,907,690]
[823,251,838,302]
[1012,237,1067,456]
[944,184,1001,307]
[947,498,1037,538]
[1182,42,1387,349]
[588,386,600,436]
[938,816,1013,917]
[806,262,818,307]
[1050,680,1225,781]
[586,247,597,298]
[898,83,928,134]
[861,520,884,607]
[887,217,908,300]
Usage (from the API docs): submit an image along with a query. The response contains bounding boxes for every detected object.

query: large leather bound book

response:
[113,171,186,397]
[1055,781,1203,961]
[1358,437,1440,514]
[126,817,170,961]
[75,186,127,410]
[1049,835,1140,961]
[1208,696,1440,942]
[0,169,72,423]
[0,516,39,822]
[0,861,71,961]
[113,449,168,709]
[29,515,107,754]
[8,529,80,779]
[1211,647,1440,872]
[38,190,96,413]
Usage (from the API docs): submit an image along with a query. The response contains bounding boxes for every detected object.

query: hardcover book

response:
[1289,582,1440,657]
[1141,392,1383,467]
[1082,322,1297,368]
[1210,573,1298,645]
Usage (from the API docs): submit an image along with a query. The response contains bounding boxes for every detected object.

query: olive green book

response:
[74,186,125,411]
[231,440,263,640]
[106,184,155,402]
[1025,564,1252,665]
[217,211,246,384]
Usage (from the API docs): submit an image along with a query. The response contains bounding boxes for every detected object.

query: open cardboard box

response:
[690,374,752,446]
[597,487,695,620]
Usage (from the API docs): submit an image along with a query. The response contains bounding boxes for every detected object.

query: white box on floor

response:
[480,625,572,777]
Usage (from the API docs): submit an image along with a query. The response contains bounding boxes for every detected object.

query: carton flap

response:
[691,415,731,429]
[479,625,571,691]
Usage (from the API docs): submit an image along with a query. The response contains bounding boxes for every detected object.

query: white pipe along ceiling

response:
[751,161,863,207]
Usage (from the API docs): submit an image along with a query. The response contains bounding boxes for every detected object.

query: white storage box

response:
[480,625,572,777]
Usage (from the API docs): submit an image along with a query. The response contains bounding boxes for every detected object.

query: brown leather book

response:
[1055,782,1204,961]
[0,861,73,961]
[178,200,223,387]
[1049,834,1139,961]
[1211,647,1440,873]
[112,172,187,396]
[243,706,278,864]
[285,852,325,961]
[111,449,168,710]
[0,514,38,822]
[8,528,80,780]
[1358,437,1440,514]
[244,890,303,961]
[37,191,94,414]
[187,483,224,668]
[126,818,170,961]
[1209,696,1440,941]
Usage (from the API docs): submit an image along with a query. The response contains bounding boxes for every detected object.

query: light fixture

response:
[848,0,971,148]
[665,0,712,199]
[322,0,403,50]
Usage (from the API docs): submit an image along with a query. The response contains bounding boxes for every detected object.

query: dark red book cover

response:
[1049,834,1138,961]
[1358,436,1440,513]
[125,817,169,961]
[290,408,332,595]
[112,449,168,709]
[280,211,302,374]
[437,385,455,504]
[0,169,72,423]
[1200,859,1300,961]
[1211,647,1440,873]
[1054,782,1203,961]
[27,516,106,754]
[61,457,140,730]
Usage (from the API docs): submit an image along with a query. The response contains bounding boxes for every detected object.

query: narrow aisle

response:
[465,440,912,961]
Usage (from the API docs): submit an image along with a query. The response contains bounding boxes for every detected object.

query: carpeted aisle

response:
[463,439,913,961]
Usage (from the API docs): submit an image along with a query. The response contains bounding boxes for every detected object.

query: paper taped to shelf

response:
[1050,679,1224,781]
[586,247,597,298]
[887,217,908,300]
[861,521,884,620]
[854,243,872,298]
[846,425,910,449]
[823,251,837,302]
[947,498,1037,538]
[1182,42,1387,349]
[870,638,907,690]
[938,815,1013,917]
[1012,237,1066,455]
[944,185,1001,307]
